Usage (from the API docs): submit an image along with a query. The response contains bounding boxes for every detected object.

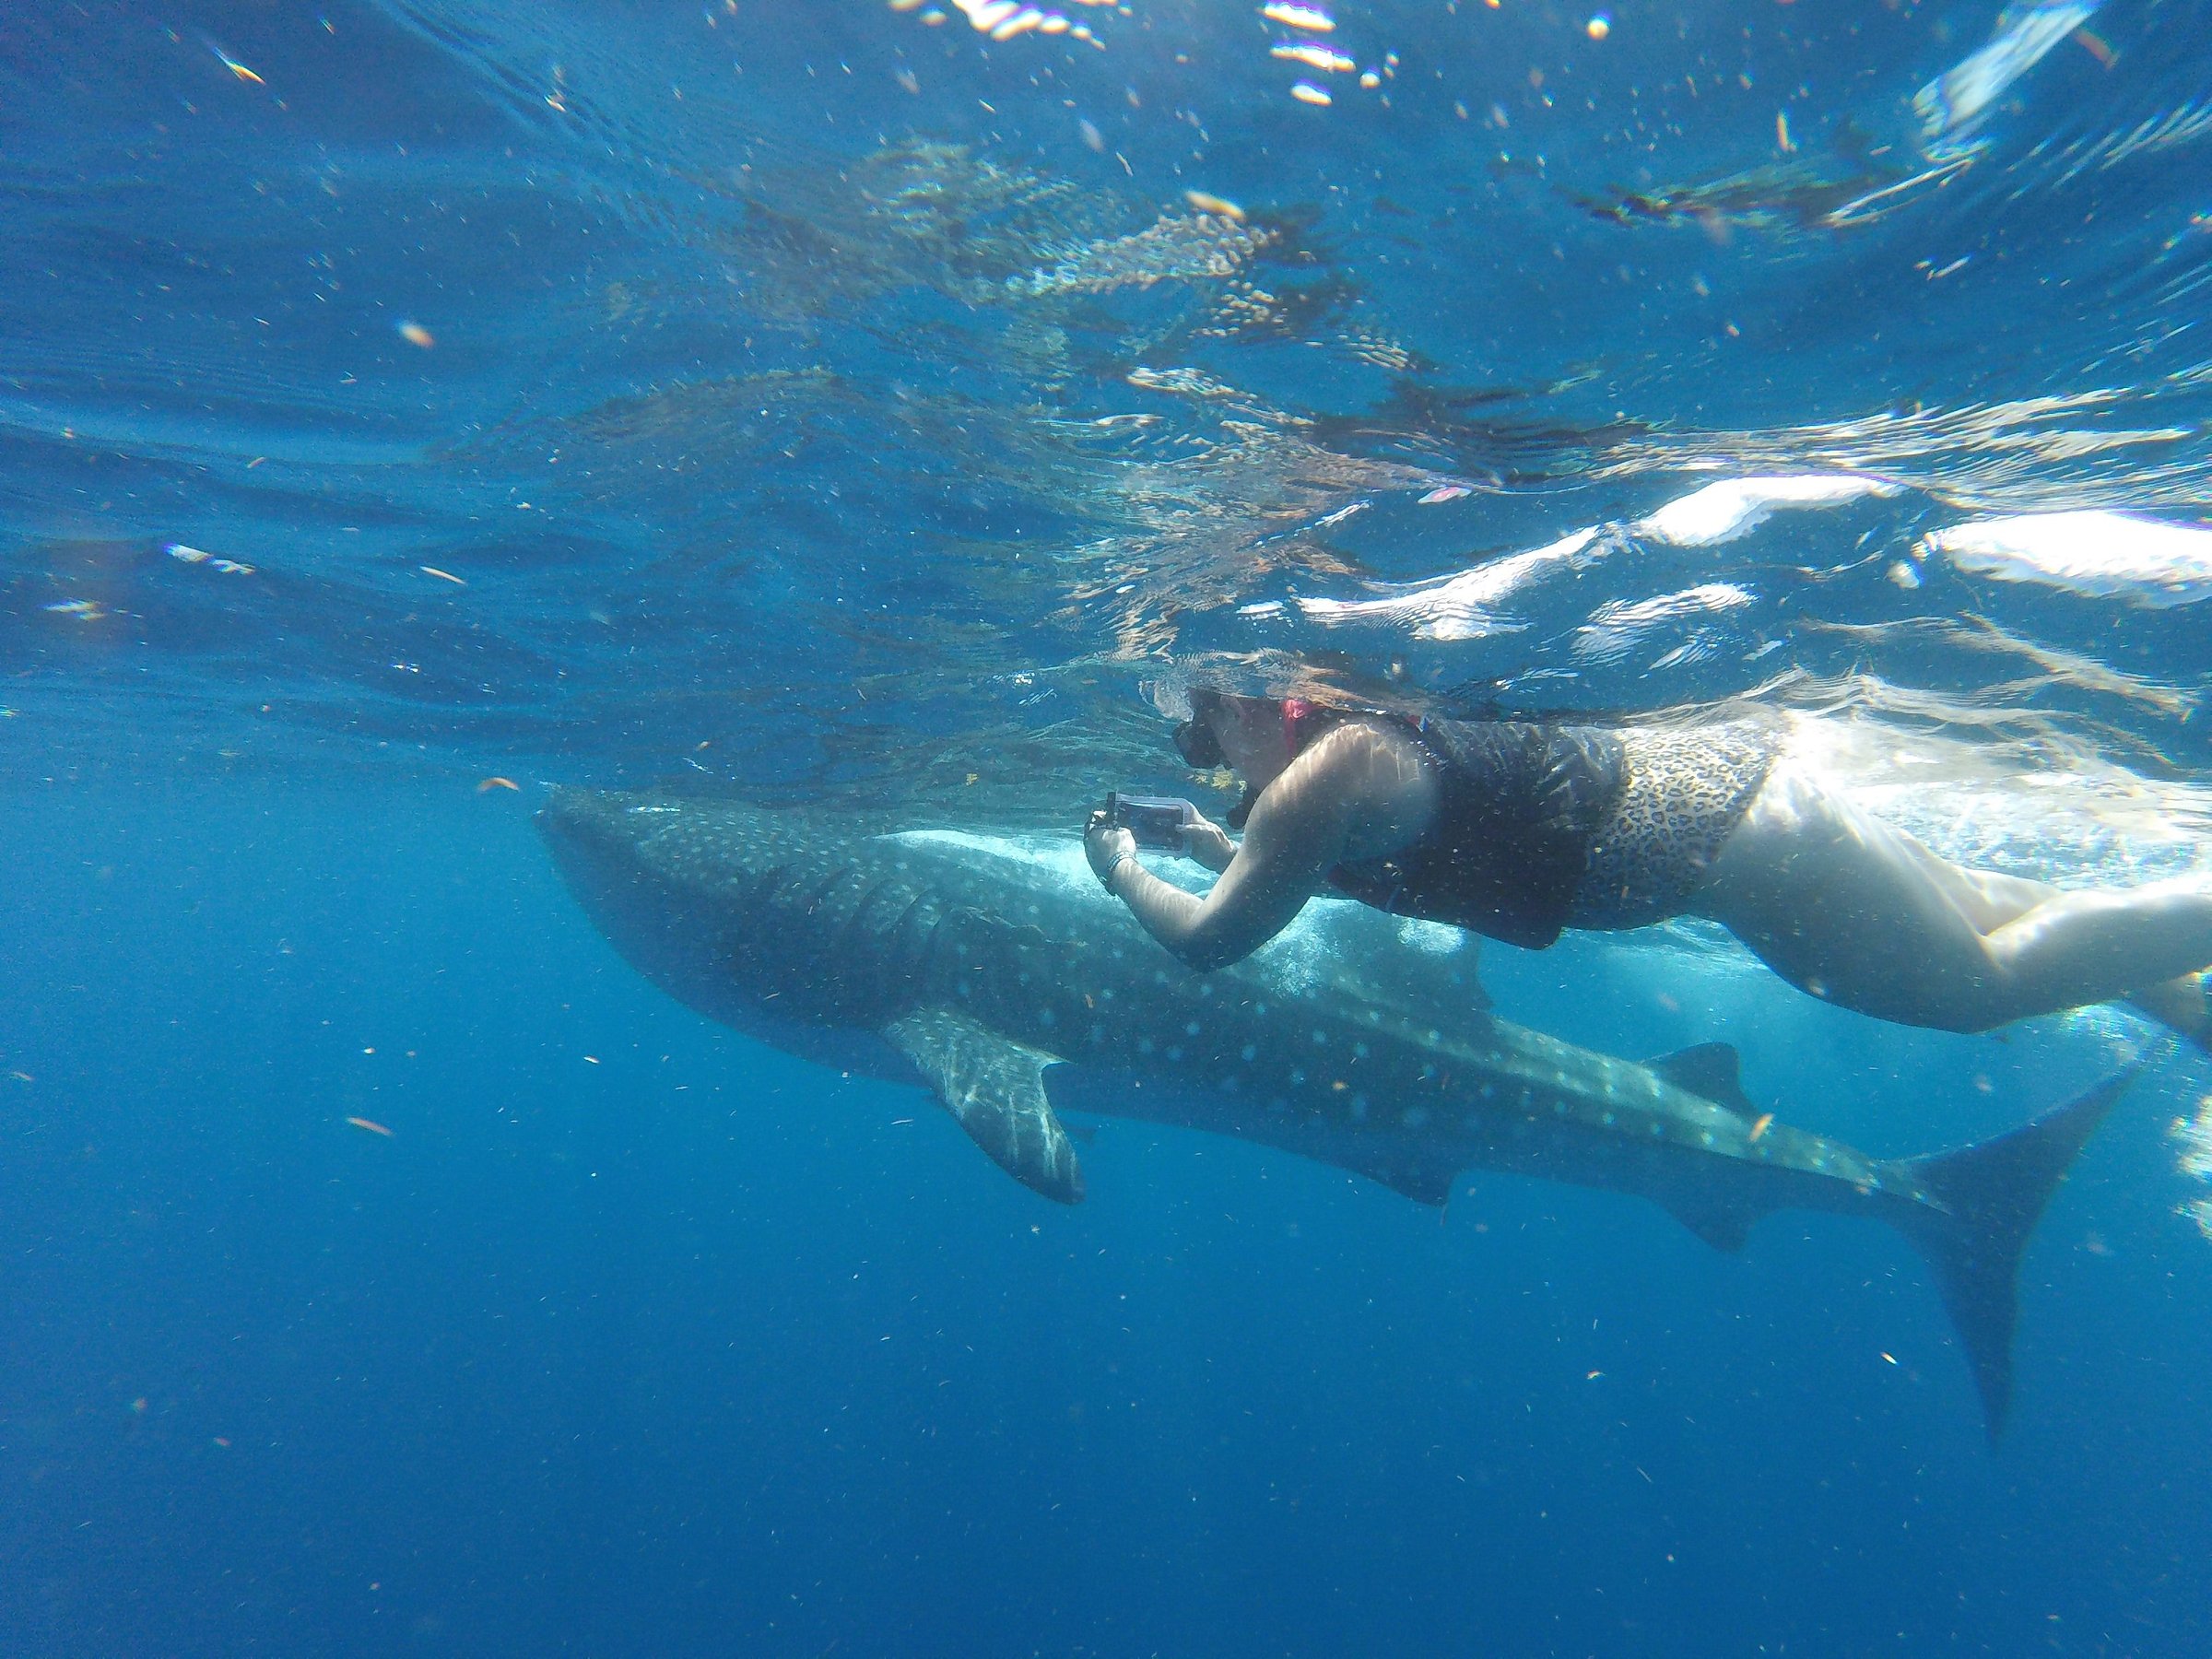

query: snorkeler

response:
[1083,689,2212,1039]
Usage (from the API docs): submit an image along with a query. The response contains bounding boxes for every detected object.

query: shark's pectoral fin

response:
[1661,1194,1758,1253]
[1644,1041,1757,1115]
[1371,1157,1459,1208]
[885,1009,1084,1205]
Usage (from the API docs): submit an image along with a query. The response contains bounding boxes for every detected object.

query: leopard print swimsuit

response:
[1568,712,1782,930]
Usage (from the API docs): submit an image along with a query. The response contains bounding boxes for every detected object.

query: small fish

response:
[1419,485,1472,504]
[346,1116,394,1137]
[420,565,466,585]
[1289,81,1333,106]
[477,776,521,793]
[1183,190,1247,221]
[397,321,435,348]
[1262,3,1334,29]
[1748,1112,1774,1143]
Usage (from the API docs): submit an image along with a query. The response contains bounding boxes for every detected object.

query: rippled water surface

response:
[12,0,2212,803]
[6,2,2212,1654]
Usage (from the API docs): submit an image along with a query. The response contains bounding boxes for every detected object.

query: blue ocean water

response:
[6,2,2212,1654]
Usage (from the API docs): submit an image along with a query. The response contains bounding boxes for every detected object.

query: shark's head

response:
[535,784,644,874]
[535,789,781,1025]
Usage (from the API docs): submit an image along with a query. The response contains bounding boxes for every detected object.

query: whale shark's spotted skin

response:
[540,789,2131,1433]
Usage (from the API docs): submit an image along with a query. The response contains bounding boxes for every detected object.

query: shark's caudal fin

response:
[1898,1067,2137,1439]
[885,1008,1085,1205]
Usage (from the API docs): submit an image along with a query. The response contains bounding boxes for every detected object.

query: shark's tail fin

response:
[1897,1067,2137,1440]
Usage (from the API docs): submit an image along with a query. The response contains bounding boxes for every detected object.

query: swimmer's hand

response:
[1181,813,1236,874]
[1084,809,1137,893]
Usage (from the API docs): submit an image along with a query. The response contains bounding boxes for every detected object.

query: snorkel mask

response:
[1172,714,1225,769]
[1171,688,1259,826]
[1171,688,1228,768]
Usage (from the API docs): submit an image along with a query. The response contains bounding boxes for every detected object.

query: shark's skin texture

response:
[538,790,2130,1433]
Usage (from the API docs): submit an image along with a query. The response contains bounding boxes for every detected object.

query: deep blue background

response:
[8,0,2212,1651]
[2,774,2206,1657]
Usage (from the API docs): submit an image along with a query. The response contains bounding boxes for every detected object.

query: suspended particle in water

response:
[205,39,265,83]
[398,320,435,348]
[1272,41,1355,72]
[1585,14,1611,39]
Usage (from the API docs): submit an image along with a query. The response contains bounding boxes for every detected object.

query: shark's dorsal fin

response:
[1643,1041,1756,1115]
[885,1009,1084,1204]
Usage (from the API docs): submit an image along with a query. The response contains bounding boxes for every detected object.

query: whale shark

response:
[538,788,2133,1433]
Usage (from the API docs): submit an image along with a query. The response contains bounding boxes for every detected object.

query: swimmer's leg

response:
[1979,886,2212,1031]
[1888,836,2052,930]
[1700,759,2212,1033]
[1892,811,2212,1041]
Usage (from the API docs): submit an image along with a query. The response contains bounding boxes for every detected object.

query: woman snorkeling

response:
[1083,688,2212,1039]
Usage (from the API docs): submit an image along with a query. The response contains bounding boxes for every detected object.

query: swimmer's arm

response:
[1108,779,1347,971]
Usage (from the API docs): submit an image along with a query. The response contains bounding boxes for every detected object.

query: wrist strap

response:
[1099,850,1132,893]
